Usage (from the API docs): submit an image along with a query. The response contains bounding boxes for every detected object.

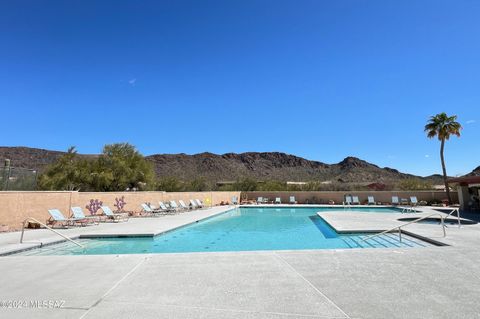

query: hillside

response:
[0,147,447,184]
[466,166,480,176]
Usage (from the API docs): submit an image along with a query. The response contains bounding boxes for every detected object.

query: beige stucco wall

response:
[243,191,457,204]
[0,191,240,230]
[0,190,456,231]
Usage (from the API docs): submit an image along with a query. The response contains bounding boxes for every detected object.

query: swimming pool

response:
[15,207,431,256]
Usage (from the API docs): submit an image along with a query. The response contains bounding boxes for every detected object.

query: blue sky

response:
[1,0,479,176]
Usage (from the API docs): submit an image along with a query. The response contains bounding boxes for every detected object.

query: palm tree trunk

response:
[440,138,451,204]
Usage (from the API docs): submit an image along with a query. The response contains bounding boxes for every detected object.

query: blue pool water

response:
[15,207,430,256]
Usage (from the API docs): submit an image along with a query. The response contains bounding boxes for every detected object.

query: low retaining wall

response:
[243,191,456,205]
[0,191,240,231]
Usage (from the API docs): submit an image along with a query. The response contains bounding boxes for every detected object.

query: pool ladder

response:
[20,217,85,249]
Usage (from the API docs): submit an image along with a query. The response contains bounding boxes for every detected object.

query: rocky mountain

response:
[466,166,480,176]
[0,146,446,184]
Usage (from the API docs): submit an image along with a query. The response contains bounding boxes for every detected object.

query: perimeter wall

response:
[0,190,455,231]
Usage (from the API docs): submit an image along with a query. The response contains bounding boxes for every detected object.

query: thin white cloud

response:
[466,120,475,124]
[128,78,137,86]
[424,154,430,158]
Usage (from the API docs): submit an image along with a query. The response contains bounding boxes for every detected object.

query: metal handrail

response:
[362,213,447,243]
[20,217,85,249]
[444,208,461,228]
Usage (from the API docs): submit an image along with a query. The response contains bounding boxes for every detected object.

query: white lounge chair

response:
[345,196,353,205]
[195,199,204,208]
[352,196,360,205]
[71,206,99,225]
[275,197,281,204]
[289,196,297,204]
[367,196,375,205]
[101,206,128,222]
[190,199,199,209]
[231,196,238,205]
[159,201,175,214]
[179,200,190,210]
[169,200,182,212]
[410,196,418,206]
[141,203,167,217]
[257,197,264,204]
[47,209,84,228]
[392,196,399,205]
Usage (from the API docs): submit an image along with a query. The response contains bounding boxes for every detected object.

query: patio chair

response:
[367,196,375,205]
[101,206,129,222]
[231,196,238,205]
[179,200,190,210]
[159,201,175,214]
[410,196,418,206]
[195,199,204,208]
[392,196,399,205]
[352,196,360,205]
[275,197,281,204]
[345,196,353,205]
[257,197,264,204]
[47,209,85,228]
[169,200,182,212]
[141,203,166,217]
[289,196,297,204]
[190,199,199,209]
[71,206,99,225]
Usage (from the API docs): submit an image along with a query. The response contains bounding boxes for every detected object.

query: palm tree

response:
[424,113,462,204]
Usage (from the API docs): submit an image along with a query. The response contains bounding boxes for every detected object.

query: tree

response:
[38,143,156,191]
[188,178,208,191]
[94,143,156,191]
[157,177,184,192]
[37,146,86,190]
[424,113,462,203]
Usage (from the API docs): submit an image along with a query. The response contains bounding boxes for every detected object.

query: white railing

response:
[443,208,461,228]
[20,217,85,249]
[362,212,447,243]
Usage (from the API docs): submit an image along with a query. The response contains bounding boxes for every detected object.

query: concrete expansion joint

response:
[79,257,147,319]
[274,253,351,319]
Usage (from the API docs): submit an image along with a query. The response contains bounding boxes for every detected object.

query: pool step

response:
[341,233,432,249]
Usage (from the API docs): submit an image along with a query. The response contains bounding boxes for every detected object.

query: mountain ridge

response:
[0,146,454,185]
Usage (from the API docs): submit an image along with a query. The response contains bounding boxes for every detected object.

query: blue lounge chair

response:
[71,206,99,225]
[47,209,85,228]
[101,206,128,222]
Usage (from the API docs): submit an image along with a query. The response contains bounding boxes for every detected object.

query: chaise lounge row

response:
[141,199,205,216]
[253,195,419,206]
[47,205,129,228]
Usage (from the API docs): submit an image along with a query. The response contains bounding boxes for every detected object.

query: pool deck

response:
[1,205,480,318]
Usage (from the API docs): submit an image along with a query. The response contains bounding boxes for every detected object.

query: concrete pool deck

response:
[1,205,480,318]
